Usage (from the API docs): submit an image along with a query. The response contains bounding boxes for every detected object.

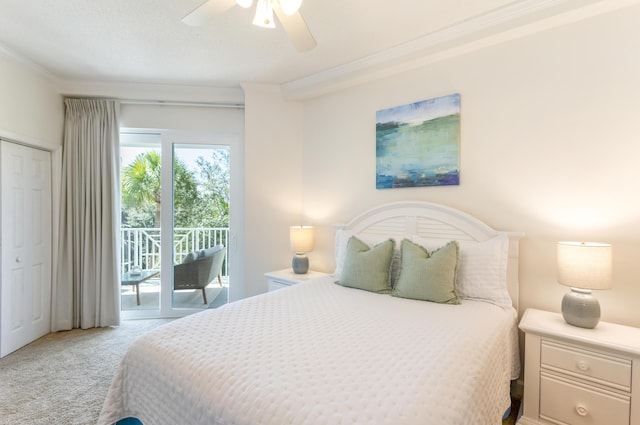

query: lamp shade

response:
[290,226,314,253]
[557,241,612,290]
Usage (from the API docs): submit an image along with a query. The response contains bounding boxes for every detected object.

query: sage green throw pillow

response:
[393,239,460,304]
[337,236,395,293]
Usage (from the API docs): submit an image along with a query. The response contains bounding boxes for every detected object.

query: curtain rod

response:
[119,99,245,109]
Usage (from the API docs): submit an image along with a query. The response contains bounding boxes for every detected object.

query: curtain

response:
[52,99,121,331]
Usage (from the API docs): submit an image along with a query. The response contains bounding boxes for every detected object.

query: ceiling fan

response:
[183,0,317,52]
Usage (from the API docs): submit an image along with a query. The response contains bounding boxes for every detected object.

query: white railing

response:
[121,227,229,276]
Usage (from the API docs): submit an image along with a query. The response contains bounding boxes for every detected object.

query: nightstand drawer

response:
[267,280,290,291]
[541,340,631,390]
[265,269,330,292]
[540,373,630,425]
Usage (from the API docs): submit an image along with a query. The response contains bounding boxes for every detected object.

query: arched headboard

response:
[335,201,524,310]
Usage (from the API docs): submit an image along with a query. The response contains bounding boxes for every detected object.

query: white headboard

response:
[335,201,524,311]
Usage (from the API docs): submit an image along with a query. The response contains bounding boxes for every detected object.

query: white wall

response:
[298,5,640,327]
[120,104,243,133]
[242,83,305,297]
[0,53,63,148]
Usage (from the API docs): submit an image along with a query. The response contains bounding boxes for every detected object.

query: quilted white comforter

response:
[99,276,520,425]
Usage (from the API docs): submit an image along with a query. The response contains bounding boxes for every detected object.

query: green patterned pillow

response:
[336,236,395,293]
[393,239,460,304]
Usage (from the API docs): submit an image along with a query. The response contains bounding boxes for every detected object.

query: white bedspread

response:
[99,276,520,425]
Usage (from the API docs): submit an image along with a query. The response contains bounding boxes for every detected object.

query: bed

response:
[99,201,523,425]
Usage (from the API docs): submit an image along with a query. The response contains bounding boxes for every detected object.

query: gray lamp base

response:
[292,254,309,274]
[561,288,601,329]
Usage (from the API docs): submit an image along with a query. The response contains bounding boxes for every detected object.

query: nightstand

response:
[518,308,640,425]
[264,268,329,292]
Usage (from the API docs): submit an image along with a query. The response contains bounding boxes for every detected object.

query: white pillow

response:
[408,234,512,308]
[334,229,403,285]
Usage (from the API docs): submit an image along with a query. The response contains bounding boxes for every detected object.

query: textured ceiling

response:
[0,0,632,95]
[0,0,519,87]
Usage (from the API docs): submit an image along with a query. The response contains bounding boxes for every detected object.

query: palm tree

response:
[122,151,162,227]
[122,148,233,230]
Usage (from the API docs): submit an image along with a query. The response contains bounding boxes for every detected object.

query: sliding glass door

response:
[120,132,231,319]
[171,144,229,310]
[120,133,162,313]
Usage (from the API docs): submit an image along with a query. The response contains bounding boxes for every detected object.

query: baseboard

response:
[515,417,538,425]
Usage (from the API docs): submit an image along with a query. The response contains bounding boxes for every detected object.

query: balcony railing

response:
[121,227,229,276]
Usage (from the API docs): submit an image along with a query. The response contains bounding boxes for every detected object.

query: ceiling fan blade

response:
[273,6,317,52]
[182,0,237,26]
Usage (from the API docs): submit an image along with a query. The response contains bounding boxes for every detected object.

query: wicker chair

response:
[173,245,225,304]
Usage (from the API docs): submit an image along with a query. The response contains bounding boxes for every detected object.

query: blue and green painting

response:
[376,93,460,189]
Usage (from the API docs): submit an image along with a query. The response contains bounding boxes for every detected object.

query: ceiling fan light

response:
[236,0,254,8]
[252,0,276,28]
[279,0,302,15]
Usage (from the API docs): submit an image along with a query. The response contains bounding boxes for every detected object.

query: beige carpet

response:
[0,319,172,425]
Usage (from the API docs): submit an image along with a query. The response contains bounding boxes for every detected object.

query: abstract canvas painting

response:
[376,93,460,189]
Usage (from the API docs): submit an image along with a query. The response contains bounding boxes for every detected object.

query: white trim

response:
[119,129,243,320]
[119,99,244,109]
[0,129,60,153]
[282,0,638,100]
[0,42,60,86]
[60,80,245,106]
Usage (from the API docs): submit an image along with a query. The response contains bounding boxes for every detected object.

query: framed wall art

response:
[376,93,460,189]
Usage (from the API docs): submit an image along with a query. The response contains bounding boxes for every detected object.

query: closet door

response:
[0,141,52,357]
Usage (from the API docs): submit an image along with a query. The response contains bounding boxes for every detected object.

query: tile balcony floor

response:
[121,277,229,311]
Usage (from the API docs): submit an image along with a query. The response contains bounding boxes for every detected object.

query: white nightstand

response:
[264,268,330,292]
[518,308,640,425]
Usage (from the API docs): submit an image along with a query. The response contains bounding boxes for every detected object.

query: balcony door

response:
[120,131,234,319]
[171,143,229,310]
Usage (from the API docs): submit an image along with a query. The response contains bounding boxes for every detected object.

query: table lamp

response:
[290,225,314,274]
[557,241,612,329]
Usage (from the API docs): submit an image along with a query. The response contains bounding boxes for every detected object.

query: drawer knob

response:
[576,405,589,417]
[577,361,590,371]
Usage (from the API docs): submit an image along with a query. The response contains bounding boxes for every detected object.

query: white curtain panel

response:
[52,99,121,331]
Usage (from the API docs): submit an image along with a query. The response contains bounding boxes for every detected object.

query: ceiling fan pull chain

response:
[253,0,276,28]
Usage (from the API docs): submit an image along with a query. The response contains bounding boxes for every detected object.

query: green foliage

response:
[121,149,229,229]
[173,158,200,228]
[193,149,230,228]
[121,151,161,227]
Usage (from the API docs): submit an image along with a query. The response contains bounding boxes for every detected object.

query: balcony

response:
[120,227,229,310]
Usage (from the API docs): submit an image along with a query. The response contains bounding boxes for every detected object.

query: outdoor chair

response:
[174,245,225,304]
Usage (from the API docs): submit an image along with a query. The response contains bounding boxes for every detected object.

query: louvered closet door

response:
[0,141,52,358]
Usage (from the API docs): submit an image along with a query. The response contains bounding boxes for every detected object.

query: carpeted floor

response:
[0,319,172,425]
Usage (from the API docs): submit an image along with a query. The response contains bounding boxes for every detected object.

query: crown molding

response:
[281,0,638,100]
[2,0,636,104]
[58,80,245,106]
[0,42,61,88]
[0,41,245,106]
